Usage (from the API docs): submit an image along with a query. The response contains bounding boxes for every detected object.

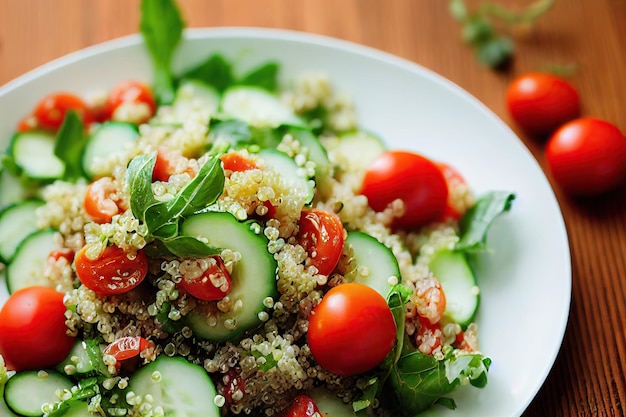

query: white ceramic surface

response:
[0,28,571,417]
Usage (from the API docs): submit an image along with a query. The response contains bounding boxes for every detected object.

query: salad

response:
[0,1,515,416]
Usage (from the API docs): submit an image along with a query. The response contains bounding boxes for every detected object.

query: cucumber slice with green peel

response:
[172,79,221,118]
[82,122,139,179]
[332,130,385,173]
[285,126,333,191]
[221,86,303,127]
[6,229,60,293]
[10,131,65,180]
[3,370,73,417]
[62,402,97,417]
[55,340,101,375]
[308,387,357,416]
[181,212,277,342]
[428,249,479,329]
[257,148,315,204]
[0,168,35,209]
[128,356,220,417]
[346,231,401,299]
[0,200,44,263]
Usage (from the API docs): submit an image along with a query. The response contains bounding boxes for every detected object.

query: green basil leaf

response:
[181,54,234,93]
[163,155,225,218]
[456,191,515,252]
[54,111,86,181]
[127,153,158,223]
[161,235,221,258]
[238,62,280,92]
[140,0,184,104]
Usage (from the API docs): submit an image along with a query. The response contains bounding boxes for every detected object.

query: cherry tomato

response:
[84,177,121,224]
[220,368,246,405]
[308,283,396,376]
[104,336,149,363]
[180,256,233,301]
[545,117,626,196]
[104,80,156,124]
[506,72,580,136]
[152,147,195,182]
[361,151,448,229]
[297,209,344,276]
[220,152,258,173]
[33,92,93,131]
[16,115,38,132]
[0,287,75,371]
[436,162,468,220]
[75,245,149,295]
[47,248,75,265]
[284,395,321,417]
[415,316,442,355]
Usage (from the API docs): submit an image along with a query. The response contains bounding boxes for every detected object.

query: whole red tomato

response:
[0,287,75,371]
[297,209,344,276]
[506,72,580,136]
[361,151,448,229]
[308,283,396,376]
[546,117,626,196]
[75,245,149,295]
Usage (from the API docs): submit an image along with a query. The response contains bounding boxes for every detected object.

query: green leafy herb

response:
[239,62,280,92]
[54,111,86,181]
[181,54,235,93]
[449,0,554,68]
[456,191,515,252]
[126,150,225,255]
[140,0,185,104]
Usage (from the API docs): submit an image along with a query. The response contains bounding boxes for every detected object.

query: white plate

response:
[0,28,571,416]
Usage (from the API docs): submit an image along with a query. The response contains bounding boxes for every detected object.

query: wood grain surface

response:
[1,1,625,416]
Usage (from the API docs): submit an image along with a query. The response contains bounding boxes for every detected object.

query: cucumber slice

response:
[55,340,100,375]
[10,131,65,180]
[181,212,277,342]
[346,231,401,299]
[257,148,314,204]
[285,126,332,191]
[4,370,73,417]
[63,402,96,417]
[0,200,44,263]
[128,356,220,417]
[172,79,221,120]
[82,122,139,179]
[6,229,60,293]
[429,250,479,329]
[221,86,303,127]
[308,387,357,416]
[0,168,33,209]
[331,130,385,177]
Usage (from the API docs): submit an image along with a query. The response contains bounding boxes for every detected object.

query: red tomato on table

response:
[75,245,149,295]
[0,287,75,371]
[545,117,626,196]
[506,72,580,136]
[308,283,396,376]
[361,151,448,229]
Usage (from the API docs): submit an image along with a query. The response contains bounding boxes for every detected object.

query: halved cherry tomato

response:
[33,92,93,131]
[506,72,580,136]
[297,209,344,276]
[16,115,38,132]
[104,80,156,124]
[308,283,396,376]
[415,316,443,355]
[84,177,121,224]
[220,152,258,173]
[361,151,448,229]
[104,336,149,364]
[546,117,626,196]
[180,256,232,301]
[284,395,321,417]
[0,287,75,371]
[152,147,195,182]
[75,245,149,295]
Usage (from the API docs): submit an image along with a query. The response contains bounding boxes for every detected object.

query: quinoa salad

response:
[0,1,515,416]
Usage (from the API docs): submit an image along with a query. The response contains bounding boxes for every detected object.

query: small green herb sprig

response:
[449,0,555,69]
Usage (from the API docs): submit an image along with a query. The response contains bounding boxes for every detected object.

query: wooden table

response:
[1,1,625,416]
